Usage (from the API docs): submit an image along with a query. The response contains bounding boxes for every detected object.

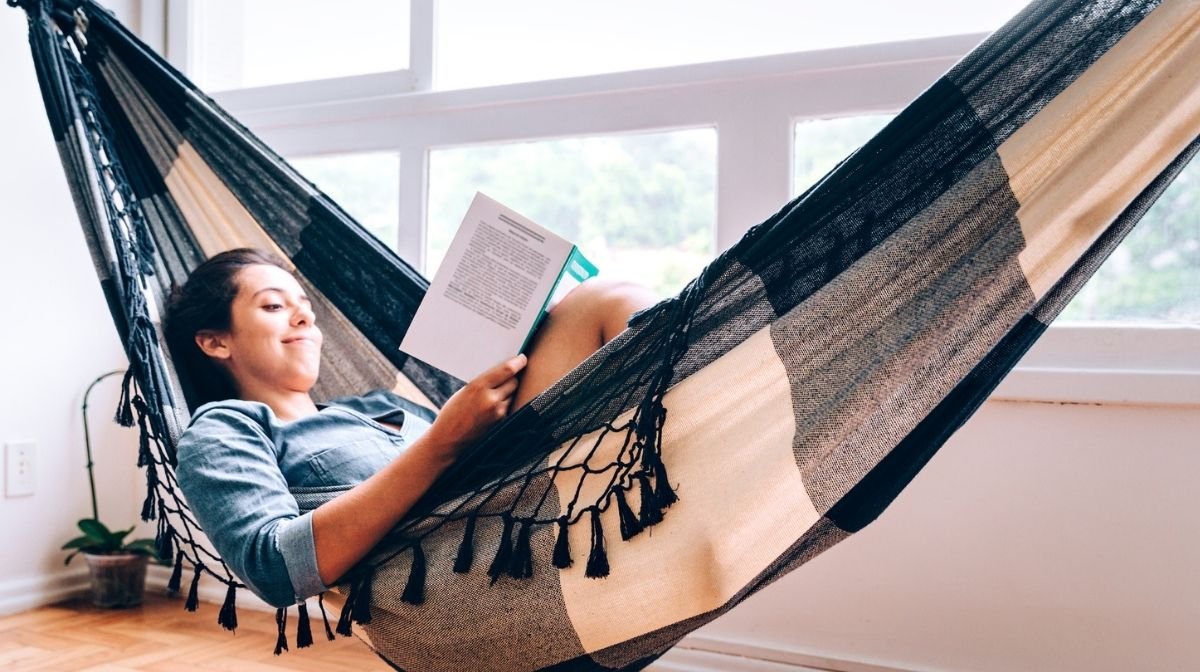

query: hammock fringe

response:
[487,513,515,585]
[296,602,313,648]
[217,583,238,632]
[585,507,610,579]
[452,513,477,573]
[317,593,336,642]
[273,607,288,656]
[184,564,202,612]
[552,515,572,569]
[508,520,535,579]
[400,540,427,605]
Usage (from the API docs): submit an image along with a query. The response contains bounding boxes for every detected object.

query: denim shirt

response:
[175,389,436,608]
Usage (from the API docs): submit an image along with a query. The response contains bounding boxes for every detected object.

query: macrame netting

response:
[12,0,1200,669]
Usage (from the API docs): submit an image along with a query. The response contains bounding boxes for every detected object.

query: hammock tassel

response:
[184,564,203,612]
[507,520,534,579]
[452,514,477,573]
[273,607,289,655]
[113,368,135,427]
[134,404,151,468]
[551,515,572,569]
[296,602,313,648]
[155,518,174,562]
[334,592,355,637]
[400,541,427,605]
[634,472,663,528]
[585,508,609,579]
[351,573,374,625]
[336,572,373,635]
[140,463,158,522]
[652,458,679,509]
[614,486,643,540]
[217,583,238,632]
[317,593,336,641]
[487,514,515,585]
[166,551,184,596]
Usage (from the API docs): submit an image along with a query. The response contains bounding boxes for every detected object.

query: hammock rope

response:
[13,0,1200,669]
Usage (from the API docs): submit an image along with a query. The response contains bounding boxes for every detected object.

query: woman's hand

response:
[311,353,527,585]
[422,354,527,459]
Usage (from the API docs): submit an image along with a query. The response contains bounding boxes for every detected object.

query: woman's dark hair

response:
[163,247,291,411]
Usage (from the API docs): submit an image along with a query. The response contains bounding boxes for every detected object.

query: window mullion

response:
[716,115,794,254]
[410,0,437,91]
[398,144,429,272]
[164,0,194,75]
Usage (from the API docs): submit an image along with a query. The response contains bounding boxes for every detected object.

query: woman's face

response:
[197,263,323,396]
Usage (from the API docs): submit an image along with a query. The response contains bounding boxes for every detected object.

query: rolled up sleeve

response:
[175,407,328,608]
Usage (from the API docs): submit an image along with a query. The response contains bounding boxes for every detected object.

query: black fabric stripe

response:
[948,0,1164,145]
[739,77,999,319]
[86,7,193,140]
[827,314,1048,533]
[539,652,660,671]
[21,7,71,141]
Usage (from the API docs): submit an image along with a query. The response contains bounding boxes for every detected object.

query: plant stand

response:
[83,553,149,608]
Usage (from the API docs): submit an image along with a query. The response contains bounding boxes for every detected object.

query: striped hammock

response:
[12,0,1200,669]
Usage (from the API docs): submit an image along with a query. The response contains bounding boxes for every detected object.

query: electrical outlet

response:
[5,441,35,497]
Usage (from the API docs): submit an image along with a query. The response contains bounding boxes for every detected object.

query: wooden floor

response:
[0,593,391,671]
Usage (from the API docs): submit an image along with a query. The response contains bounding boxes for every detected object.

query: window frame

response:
[148,0,1199,407]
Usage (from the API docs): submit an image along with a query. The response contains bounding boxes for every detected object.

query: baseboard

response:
[0,569,91,616]
[664,635,919,672]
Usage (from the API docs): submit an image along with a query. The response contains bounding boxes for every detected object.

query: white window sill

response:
[993,325,1200,407]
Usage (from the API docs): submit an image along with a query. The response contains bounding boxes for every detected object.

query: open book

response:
[400,192,598,382]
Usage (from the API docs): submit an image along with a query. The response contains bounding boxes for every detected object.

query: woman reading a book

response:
[163,247,657,609]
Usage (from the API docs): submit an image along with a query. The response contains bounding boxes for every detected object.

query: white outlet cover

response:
[5,441,36,498]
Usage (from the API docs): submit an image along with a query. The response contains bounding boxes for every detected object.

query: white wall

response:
[683,401,1200,671]
[0,0,143,614]
[1,3,1198,671]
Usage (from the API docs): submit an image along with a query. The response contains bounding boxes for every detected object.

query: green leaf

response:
[77,518,111,541]
[112,526,134,545]
[61,536,91,550]
[63,550,81,566]
[122,539,158,555]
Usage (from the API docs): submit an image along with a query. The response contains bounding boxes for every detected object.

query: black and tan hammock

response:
[12,0,1200,669]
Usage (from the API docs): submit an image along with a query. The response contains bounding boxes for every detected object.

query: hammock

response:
[13,0,1200,669]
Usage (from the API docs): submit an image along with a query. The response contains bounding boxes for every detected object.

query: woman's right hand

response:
[422,354,527,459]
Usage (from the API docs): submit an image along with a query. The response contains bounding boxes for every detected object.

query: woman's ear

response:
[194,330,231,361]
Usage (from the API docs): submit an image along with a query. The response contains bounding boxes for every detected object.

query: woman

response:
[164,247,656,609]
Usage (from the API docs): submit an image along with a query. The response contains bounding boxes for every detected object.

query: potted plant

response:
[63,519,159,607]
[62,369,168,608]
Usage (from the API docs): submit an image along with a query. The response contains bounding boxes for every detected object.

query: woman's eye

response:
[263,304,283,311]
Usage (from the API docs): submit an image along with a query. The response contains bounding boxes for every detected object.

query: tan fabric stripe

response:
[163,141,285,261]
[550,327,817,653]
[1000,0,1200,299]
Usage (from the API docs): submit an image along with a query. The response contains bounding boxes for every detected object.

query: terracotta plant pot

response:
[83,552,149,608]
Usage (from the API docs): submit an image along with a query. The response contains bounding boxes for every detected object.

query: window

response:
[794,115,893,196]
[428,130,716,296]
[188,0,410,91]
[435,0,1029,90]
[290,153,401,251]
[170,1,1197,404]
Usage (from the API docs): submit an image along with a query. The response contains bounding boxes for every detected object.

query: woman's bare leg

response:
[512,278,659,410]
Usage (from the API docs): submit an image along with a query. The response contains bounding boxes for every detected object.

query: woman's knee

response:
[552,278,658,342]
